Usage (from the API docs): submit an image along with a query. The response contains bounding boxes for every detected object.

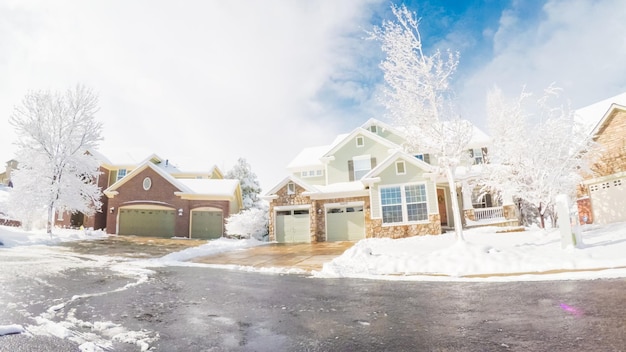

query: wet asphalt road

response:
[2,259,626,352]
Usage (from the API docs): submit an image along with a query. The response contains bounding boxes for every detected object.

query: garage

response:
[191,209,223,239]
[589,176,626,224]
[326,205,365,241]
[118,208,176,237]
[275,208,310,243]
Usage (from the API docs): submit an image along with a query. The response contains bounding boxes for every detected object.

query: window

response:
[369,125,378,134]
[395,161,406,175]
[287,182,295,195]
[301,170,323,178]
[381,184,428,224]
[353,155,372,180]
[415,154,431,164]
[356,136,364,147]
[117,169,127,181]
[469,148,487,164]
[142,177,152,191]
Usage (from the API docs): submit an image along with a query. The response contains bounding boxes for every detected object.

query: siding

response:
[327,133,392,184]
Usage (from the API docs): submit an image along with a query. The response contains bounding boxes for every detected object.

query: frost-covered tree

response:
[484,85,595,228]
[8,85,104,234]
[225,202,269,241]
[370,4,473,240]
[225,158,262,209]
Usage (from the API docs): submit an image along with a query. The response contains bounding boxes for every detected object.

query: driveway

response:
[193,241,355,271]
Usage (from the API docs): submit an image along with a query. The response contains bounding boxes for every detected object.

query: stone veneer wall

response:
[589,109,626,178]
[268,183,312,242]
[463,209,476,221]
[368,214,442,239]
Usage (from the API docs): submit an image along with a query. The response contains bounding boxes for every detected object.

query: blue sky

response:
[1,1,625,190]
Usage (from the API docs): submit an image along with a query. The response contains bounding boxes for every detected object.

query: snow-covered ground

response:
[2,222,626,350]
[315,222,626,281]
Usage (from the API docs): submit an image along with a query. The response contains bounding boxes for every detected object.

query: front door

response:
[437,188,448,226]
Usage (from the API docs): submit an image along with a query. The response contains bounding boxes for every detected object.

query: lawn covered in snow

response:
[315,222,626,281]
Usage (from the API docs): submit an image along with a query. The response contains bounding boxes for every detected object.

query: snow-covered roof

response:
[176,179,239,197]
[575,92,626,134]
[308,181,365,194]
[286,145,329,170]
[467,125,492,149]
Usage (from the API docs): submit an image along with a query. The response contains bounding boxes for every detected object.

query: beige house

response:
[576,92,626,225]
[264,119,518,243]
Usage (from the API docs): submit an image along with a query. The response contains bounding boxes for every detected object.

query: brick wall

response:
[106,167,230,237]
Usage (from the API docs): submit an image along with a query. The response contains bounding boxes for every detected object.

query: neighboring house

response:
[263,119,517,243]
[54,151,242,239]
[575,92,626,225]
[0,159,18,186]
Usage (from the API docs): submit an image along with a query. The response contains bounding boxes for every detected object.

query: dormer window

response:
[287,182,295,195]
[356,136,364,147]
[396,161,406,175]
[369,125,378,134]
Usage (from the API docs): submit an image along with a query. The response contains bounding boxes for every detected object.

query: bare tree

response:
[370,4,473,241]
[9,85,104,234]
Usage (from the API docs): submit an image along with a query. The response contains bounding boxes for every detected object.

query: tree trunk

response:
[47,204,54,235]
[538,203,545,229]
[444,165,465,242]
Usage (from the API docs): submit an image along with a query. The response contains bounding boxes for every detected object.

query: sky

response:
[1,0,625,191]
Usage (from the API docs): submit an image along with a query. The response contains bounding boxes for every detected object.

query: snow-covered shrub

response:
[225,204,268,241]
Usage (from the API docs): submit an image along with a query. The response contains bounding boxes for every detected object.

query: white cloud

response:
[458,0,626,127]
[0,0,384,190]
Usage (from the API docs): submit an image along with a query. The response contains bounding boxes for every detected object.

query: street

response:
[1,244,625,351]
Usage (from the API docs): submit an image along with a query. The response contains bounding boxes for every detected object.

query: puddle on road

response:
[60,235,206,259]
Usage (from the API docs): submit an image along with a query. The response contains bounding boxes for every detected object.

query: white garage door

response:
[589,177,626,224]
[276,209,310,243]
[326,205,365,241]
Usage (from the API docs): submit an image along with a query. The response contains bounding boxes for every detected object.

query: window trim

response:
[352,155,372,180]
[395,161,406,175]
[356,136,364,148]
[116,168,127,181]
[287,182,296,195]
[380,183,429,225]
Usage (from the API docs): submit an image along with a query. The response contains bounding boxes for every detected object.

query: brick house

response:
[55,152,242,238]
[575,92,626,225]
[263,119,518,243]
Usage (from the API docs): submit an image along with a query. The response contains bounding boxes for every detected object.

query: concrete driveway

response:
[193,241,355,271]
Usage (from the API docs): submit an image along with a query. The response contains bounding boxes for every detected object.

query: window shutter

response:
[371,157,377,169]
[486,193,492,208]
[481,147,488,163]
[348,160,354,181]
[424,154,430,164]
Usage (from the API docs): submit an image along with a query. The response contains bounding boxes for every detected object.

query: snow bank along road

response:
[1,242,626,351]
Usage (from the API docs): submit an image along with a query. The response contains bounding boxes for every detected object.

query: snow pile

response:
[316,222,626,281]
[0,324,25,336]
[147,237,266,266]
[0,225,107,248]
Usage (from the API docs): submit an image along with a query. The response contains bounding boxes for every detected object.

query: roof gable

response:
[104,160,189,195]
[322,128,400,159]
[575,92,626,135]
[362,150,434,180]
[589,103,626,139]
[264,175,316,196]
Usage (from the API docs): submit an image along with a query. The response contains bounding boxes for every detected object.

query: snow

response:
[176,178,239,196]
[0,225,108,248]
[3,220,626,351]
[315,222,626,281]
[0,324,24,336]
[574,91,626,134]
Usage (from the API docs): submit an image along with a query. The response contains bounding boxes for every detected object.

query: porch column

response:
[502,190,517,220]
[461,182,475,222]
